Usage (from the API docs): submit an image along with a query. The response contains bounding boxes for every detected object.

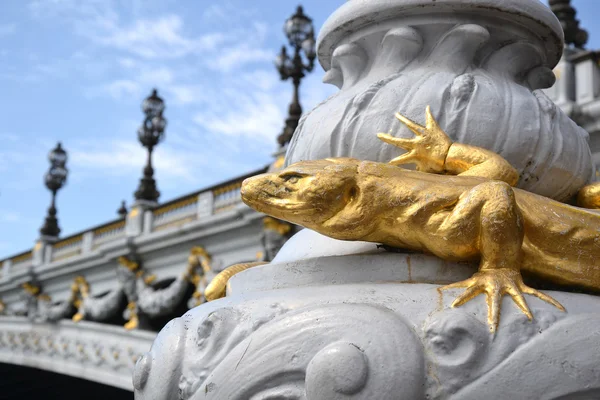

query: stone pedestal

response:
[134,1,600,399]
[134,233,600,400]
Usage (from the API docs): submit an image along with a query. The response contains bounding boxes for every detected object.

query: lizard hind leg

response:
[438,181,564,333]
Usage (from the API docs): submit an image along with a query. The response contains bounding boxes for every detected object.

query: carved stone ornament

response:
[0,316,154,391]
[286,0,593,202]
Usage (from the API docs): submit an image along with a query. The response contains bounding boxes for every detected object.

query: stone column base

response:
[134,232,600,400]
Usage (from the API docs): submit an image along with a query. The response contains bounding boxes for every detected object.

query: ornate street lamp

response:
[117,200,128,218]
[549,0,588,48]
[274,5,316,147]
[40,142,68,238]
[134,89,167,204]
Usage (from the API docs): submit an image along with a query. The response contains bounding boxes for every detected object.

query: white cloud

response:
[29,1,226,60]
[138,66,174,85]
[201,2,258,23]
[240,69,280,91]
[118,58,137,69]
[92,15,227,59]
[212,45,273,72]
[193,91,285,144]
[69,139,207,182]
[166,84,206,105]
[97,79,141,100]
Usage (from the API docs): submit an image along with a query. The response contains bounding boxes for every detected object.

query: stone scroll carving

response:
[134,303,425,400]
[287,22,594,201]
[0,316,155,390]
[75,287,125,322]
[137,276,190,318]
[135,301,600,400]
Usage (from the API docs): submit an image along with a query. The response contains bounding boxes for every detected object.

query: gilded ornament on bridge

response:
[117,256,154,330]
[263,217,292,236]
[22,281,41,297]
[185,246,214,307]
[71,276,90,322]
[241,107,600,332]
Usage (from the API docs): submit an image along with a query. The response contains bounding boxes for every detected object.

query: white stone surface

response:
[286,0,595,202]
[135,252,600,400]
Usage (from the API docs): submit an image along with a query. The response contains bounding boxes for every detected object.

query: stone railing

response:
[152,195,199,232]
[51,234,84,262]
[92,219,126,249]
[0,316,155,391]
[213,181,243,214]
[8,251,33,269]
[0,167,267,270]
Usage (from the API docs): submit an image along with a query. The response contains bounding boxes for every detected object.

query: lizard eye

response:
[281,174,302,184]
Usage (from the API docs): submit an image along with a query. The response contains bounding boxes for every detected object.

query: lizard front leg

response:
[378,106,519,186]
[435,181,564,333]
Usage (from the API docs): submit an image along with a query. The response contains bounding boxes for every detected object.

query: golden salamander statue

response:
[241,107,600,332]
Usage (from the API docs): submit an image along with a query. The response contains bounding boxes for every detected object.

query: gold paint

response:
[129,207,140,218]
[239,106,600,332]
[205,262,267,301]
[185,246,214,306]
[51,250,81,262]
[34,241,42,252]
[93,220,126,236]
[152,216,196,232]
[124,302,139,330]
[553,67,562,80]
[118,256,140,272]
[144,274,157,285]
[153,195,198,217]
[71,276,89,322]
[10,251,33,264]
[72,313,84,322]
[272,155,286,171]
[52,234,84,250]
[38,294,51,302]
[213,181,243,196]
[214,204,237,213]
[0,299,5,314]
[22,282,41,296]
[263,217,292,236]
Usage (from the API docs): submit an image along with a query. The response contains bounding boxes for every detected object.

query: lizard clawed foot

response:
[440,268,565,333]
[377,106,452,173]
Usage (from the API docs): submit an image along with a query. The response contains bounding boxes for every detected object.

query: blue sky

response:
[0,0,600,257]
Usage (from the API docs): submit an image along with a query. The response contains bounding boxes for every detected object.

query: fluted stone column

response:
[134,1,600,399]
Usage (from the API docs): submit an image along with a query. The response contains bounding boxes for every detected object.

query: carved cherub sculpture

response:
[241,107,600,332]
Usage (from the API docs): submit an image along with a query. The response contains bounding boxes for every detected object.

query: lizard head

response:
[242,158,366,235]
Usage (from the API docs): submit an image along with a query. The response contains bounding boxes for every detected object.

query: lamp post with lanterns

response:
[274,5,316,148]
[39,143,68,239]
[134,89,167,204]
